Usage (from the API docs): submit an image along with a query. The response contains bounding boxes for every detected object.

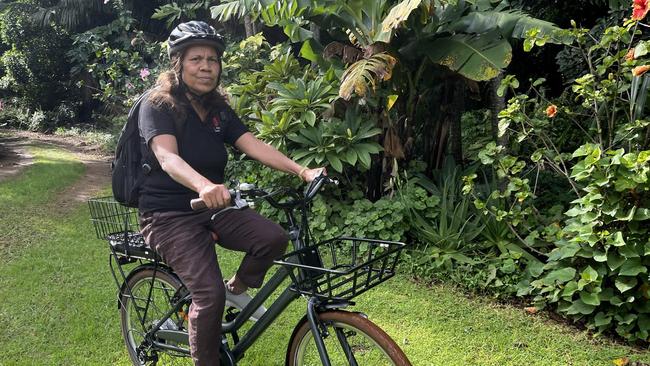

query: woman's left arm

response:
[234,132,323,182]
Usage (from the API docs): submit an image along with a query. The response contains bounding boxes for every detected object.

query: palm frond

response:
[339,52,397,100]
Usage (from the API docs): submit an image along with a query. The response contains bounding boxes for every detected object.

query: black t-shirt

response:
[138,99,248,213]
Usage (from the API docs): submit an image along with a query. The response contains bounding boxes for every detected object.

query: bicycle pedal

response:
[225,307,239,322]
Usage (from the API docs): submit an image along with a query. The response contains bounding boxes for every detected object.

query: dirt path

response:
[0,129,112,211]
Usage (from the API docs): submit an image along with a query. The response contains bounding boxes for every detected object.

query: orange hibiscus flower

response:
[632,0,650,21]
[633,65,650,76]
[625,48,635,61]
[546,105,557,118]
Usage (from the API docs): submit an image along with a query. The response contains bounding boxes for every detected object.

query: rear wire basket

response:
[87,196,156,260]
[274,237,406,301]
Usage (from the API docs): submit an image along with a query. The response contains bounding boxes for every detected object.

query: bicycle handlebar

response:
[189,172,337,212]
[189,189,238,211]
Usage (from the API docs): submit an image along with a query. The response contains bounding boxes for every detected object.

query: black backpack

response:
[111,90,157,207]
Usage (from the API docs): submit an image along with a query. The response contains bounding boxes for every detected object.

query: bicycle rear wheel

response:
[286,310,411,366]
[120,267,193,365]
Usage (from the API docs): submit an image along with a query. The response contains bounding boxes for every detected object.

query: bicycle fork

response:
[306,298,359,366]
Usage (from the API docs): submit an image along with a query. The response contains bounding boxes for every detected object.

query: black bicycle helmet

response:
[168,20,225,59]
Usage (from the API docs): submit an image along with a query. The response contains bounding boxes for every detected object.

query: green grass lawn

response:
[1,143,649,365]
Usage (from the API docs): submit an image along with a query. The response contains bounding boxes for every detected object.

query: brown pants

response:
[139,207,288,366]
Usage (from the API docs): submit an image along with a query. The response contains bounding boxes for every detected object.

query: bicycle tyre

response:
[286,310,411,366]
[120,267,193,366]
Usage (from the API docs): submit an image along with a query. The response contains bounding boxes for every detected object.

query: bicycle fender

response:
[284,309,364,366]
[285,314,309,366]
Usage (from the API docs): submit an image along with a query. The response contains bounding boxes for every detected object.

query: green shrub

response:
[531,145,650,340]
[27,110,48,132]
[463,14,650,342]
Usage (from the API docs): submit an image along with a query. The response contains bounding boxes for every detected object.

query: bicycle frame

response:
[119,183,350,365]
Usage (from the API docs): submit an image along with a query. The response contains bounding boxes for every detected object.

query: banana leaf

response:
[451,10,561,40]
[422,30,512,81]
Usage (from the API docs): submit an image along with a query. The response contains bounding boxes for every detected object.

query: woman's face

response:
[181,45,220,95]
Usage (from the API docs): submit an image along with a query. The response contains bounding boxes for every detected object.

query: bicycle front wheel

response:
[286,310,411,366]
[120,267,193,366]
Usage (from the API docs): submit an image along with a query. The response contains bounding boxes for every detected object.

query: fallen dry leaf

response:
[524,307,538,314]
[613,357,630,366]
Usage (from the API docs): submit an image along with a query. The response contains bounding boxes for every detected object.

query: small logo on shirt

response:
[212,116,221,133]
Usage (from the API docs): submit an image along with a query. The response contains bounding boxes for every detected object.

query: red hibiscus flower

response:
[632,0,650,21]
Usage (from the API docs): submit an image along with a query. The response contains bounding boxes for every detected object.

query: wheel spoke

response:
[121,269,193,365]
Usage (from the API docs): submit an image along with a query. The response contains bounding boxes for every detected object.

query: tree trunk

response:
[488,72,507,146]
[244,15,254,37]
[310,22,320,69]
[366,106,387,201]
[449,78,466,166]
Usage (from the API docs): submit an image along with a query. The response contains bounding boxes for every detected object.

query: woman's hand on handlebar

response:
[198,183,231,209]
[300,167,327,183]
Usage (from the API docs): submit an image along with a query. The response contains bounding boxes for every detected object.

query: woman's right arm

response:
[150,134,230,208]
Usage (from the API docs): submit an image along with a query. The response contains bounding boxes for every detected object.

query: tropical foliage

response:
[3,0,650,345]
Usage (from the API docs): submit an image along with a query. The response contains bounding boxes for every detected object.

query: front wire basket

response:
[274,237,406,301]
[87,196,156,260]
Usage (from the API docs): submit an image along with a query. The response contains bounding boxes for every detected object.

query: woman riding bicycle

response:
[137,20,323,366]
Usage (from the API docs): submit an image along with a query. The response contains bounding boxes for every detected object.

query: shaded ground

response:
[0,129,111,210]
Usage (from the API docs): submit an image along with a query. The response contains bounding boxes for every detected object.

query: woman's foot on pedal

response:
[224,280,266,322]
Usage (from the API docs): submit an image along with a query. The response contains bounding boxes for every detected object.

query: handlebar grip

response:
[190,189,237,211]
[190,198,207,210]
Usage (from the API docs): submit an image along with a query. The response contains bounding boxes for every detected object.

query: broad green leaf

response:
[326,152,343,172]
[566,299,596,315]
[638,314,650,331]
[299,38,321,63]
[610,296,624,306]
[386,94,399,111]
[345,149,358,166]
[615,276,638,293]
[543,267,576,285]
[526,260,544,278]
[497,119,509,138]
[561,280,578,297]
[635,41,650,58]
[607,232,626,247]
[356,149,371,168]
[616,312,637,325]
[634,208,650,221]
[565,206,589,217]
[581,266,599,283]
[548,243,580,261]
[594,312,612,327]
[451,10,563,41]
[607,252,626,271]
[423,31,512,81]
[618,244,640,259]
[579,291,601,306]
[593,250,607,262]
[618,258,647,276]
[304,110,317,126]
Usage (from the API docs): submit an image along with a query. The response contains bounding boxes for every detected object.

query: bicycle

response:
[88,174,411,365]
